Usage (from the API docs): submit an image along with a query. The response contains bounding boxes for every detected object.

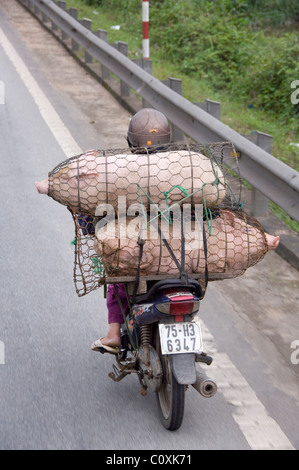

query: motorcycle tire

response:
[154,328,185,431]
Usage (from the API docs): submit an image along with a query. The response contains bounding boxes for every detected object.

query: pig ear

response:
[77,172,98,186]
[219,210,236,232]
[79,172,98,179]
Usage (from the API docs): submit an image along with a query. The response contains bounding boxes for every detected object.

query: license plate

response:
[159,322,203,355]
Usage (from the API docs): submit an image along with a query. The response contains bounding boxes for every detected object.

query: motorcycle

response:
[97,275,217,431]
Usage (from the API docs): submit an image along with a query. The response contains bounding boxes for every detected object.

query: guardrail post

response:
[161,77,185,142]
[41,8,48,23]
[69,8,79,52]
[244,131,272,216]
[114,41,130,97]
[82,19,93,63]
[94,30,110,80]
[140,58,153,75]
[133,58,153,108]
[51,1,58,32]
[34,2,40,16]
[194,99,221,120]
[57,1,68,41]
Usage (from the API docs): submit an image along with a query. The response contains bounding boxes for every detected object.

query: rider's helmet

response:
[127,108,171,150]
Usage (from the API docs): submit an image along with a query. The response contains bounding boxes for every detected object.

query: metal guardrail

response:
[19,0,299,223]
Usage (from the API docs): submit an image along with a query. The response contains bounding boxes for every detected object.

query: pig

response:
[93,209,280,279]
[35,148,227,214]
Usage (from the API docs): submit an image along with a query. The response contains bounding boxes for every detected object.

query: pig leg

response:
[35,179,49,195]
[265,233,280,249]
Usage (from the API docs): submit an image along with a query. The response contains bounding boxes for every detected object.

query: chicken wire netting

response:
[47,142,268,297]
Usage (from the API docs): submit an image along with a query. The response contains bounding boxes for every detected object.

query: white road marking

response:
[0,80,5,104]
[0,27,82,157]
[201,321,295,450]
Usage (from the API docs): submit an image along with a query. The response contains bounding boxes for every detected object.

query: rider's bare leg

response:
[100,323,121,348]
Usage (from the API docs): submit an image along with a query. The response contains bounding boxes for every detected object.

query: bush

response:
[242,33,299,118]
[149,0,299,118]
[86,0,140,11]
[80,0,299,120]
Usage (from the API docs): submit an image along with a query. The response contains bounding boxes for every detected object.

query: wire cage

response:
[47,142,268,296]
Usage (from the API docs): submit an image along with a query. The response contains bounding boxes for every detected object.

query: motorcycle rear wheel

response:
[155,329,185,430]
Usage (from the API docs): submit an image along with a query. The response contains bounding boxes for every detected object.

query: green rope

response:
[162,185,190,224]
[124,285,139,350]
[113,284,138,351]
[91,257,103,275]
[137,183,207,227]
[200,183,213,235]
[225,182,243,209]
[135,162,243,236]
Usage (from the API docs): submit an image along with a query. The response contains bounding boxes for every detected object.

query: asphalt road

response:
[0,0,298,451]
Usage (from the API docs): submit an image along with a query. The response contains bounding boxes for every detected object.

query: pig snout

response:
[35,179,49,194]
[265,233,280,250]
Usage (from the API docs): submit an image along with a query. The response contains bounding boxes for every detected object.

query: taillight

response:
[156,296,199,316]
[170,299,196,315]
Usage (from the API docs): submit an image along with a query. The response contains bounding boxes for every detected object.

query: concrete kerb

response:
[240,186,299,271]
[260,214,299,271]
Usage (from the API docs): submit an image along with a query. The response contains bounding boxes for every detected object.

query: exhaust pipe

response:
[192,371,217,398]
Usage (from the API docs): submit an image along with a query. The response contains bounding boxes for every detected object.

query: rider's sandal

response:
[91,337,120,354]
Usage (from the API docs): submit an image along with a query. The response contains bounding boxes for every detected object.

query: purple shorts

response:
[107,283,129,324]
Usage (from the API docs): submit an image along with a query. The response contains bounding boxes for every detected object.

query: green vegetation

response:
[151,1,299,119]
[65,0,299,231]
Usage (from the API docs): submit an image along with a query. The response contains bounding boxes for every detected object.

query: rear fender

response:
[170,353,197,385]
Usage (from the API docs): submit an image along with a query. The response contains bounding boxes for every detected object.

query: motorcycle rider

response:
[91,108,171,353]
